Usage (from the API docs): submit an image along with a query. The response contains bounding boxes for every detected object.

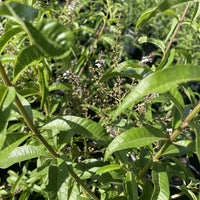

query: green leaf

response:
[41,116,112,146]
[0,87,15,149]
[96,164,121,175]
[49,82,72,92]
[100,71,142,82]
[113,64,200,119]
[164,87,185,118]
[46,159,69,200]
[0,2,38,22]
[25,19,74,58]
[13,45,45,84]
[0,55,16,63]
[0,26,24,55]
[125,172,138,200]
[151,163,169,200]
[104,126,167,160]
[0,133,29,161]
[0,84,8,109]
[38,65,49,110]
[139,180,153,200]
[191,124,200,162]
[136,0,191,29]
[0,145,48,168]
[138,36,165,53]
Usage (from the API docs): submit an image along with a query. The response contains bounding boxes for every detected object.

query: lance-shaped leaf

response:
[0,145,48,168]
[46,158,69,200]
[41,116,112,146]
[0,2,38,22]
[0,27,24,54]
[125,171,138,200]
[0,87,15,150]
[105,126,167,160]
[13,45,45,84]
[151,163,170,200]
[0,133,29,160]
[49,82,72,92]
[25,19,74,58]
[113,65,200,119]
[0,85,8,109]
[136,0,192,29]
[96,164,121,175]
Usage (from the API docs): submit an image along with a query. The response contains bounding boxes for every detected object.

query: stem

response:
[0,61,99,200]
[161,2,190,62]
[139,101,200,178]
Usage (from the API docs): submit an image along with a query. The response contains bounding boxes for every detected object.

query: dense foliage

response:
[0,0,200,199]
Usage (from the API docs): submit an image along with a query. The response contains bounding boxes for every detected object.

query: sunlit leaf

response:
[151,163,169,200]
[136,0,192,29]
[49,82,72,92]
[125,172,138,200]
[0,145,48,168]
[41,116,112,146]
[113,65,200,119]
[105,126,167,160]
[0,133,29,160]
[46,158,69,200]
[25,19,74,58]
[0,26,24,54]
[96,164,121,175]
[0,87,15,149]
[13,45,45,84]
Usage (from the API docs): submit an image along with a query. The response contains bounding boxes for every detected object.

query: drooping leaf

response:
[0,26,24,55]
[138,36,165,53]
[0,87,15,149]
[113,65,200,119]
[136,0,191,29]
[0,2,38,22]
[25,19,74,58]
[125,171,138,200]
[13,45,45,84]
[46,158,69,200]
[151,163,170,200]
[96,164,121,175]
[41,116,112,146]
[0,145,48,168]
[104,126,167,160]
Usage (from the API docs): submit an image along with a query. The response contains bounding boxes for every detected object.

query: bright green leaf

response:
[41,116,112,146]
[0,87,15,149]
[13,45,45,84]
[125,171,138,200]
[96,164,121,175]
[46,159,69,200]
[0,133,29,160]
[151,163,169,200]
[113,65,200,119]
[136,0,192,29]
[0,26,24,55]
[105,126,167,160]
[25,19,74,58]
[49,82,72,92]
[0,145,48,168]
